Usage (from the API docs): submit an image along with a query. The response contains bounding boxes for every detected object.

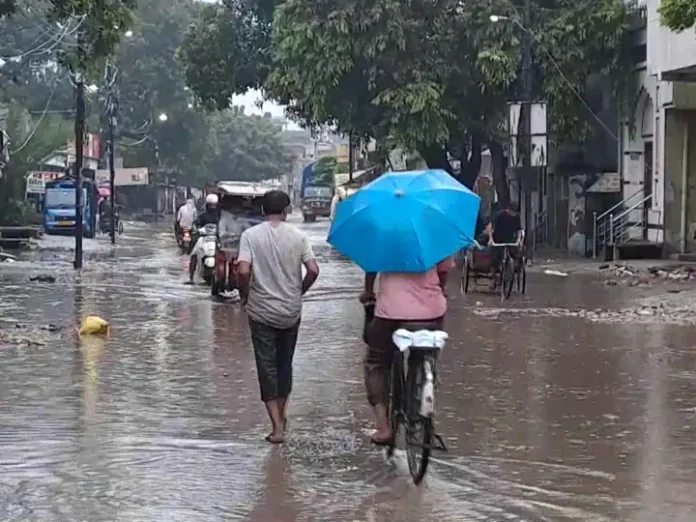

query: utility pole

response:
[348,132,354,183]
[108,90,118,245]
[520,0,533,237]
[521,0,532,103]
[73,74,85,269]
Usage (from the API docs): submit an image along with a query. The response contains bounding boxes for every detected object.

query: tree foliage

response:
[312,156,337,186]
[0,0,294,197]
[0,105,73,224]
[180,0,633,201]
[660,0,696,32]
[205,110,294,182]
[113,0,292,185]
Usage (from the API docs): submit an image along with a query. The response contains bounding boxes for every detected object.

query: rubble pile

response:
[0,320,62,348]
[599,263,696,287]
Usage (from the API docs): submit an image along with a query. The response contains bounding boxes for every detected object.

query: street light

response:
[124,30,133,38]
[157,112,168,122]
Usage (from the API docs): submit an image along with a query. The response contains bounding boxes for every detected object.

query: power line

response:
[0,15,85,63]
[10,74,60,154]
[499,0,619,142]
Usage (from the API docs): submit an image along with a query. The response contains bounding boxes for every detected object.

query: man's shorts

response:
[249,319,301,402]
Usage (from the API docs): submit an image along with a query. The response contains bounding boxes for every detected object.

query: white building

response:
[618,0,696,256]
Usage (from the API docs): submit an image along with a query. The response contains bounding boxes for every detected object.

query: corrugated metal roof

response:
[216,181,269,197]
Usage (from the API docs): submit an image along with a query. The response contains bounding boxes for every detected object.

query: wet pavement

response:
[1,217,696,521]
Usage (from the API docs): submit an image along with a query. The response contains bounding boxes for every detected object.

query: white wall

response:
[647,0,696,76]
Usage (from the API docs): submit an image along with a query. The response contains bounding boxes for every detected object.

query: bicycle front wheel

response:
[501,257,514,301]
[405,356,433,485]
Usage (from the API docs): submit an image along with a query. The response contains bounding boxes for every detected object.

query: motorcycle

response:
[197,224,217,286]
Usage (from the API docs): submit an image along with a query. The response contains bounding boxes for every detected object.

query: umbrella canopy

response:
[328,169,480,273]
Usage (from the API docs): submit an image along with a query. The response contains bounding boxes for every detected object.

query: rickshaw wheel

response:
[461,259,471,294]
[518,264,527,294]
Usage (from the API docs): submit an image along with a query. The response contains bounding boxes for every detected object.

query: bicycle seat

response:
[392,328,448,352]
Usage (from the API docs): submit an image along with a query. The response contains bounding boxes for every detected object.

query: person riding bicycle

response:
[490,202,522,277]
[359,257,454,446]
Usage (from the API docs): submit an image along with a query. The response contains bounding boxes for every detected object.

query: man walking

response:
[237,190,320,444]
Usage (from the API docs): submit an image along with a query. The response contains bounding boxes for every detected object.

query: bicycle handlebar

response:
[488,242,521,247]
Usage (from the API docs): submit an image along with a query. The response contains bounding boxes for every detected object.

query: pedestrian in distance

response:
[237,189,320,444]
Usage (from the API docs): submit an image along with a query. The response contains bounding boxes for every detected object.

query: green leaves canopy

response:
[660,0,696,31]
[180,0,632,193]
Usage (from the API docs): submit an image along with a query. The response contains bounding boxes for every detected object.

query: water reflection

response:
[247,450,301,522]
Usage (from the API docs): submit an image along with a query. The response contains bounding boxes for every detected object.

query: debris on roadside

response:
[544,269,569,277]
[0,321,61,347]
[599,263,696,287]
[79,316,110,336]
[29,274,56,283]
[0,252,17,262]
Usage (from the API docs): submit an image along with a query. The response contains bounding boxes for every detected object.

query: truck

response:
[43,176,98,237]
[300,161,334,222]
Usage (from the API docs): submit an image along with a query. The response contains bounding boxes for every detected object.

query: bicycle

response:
[489,241,519,301]
[386,323,448,485]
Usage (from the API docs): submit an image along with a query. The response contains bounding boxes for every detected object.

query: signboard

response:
[67,133,101,161]
[25,171,65,195]
[587,172,621,193]
[26,174,46,194]
[336,144,349,163]
[509,101,548,168]
[95,167,149,187]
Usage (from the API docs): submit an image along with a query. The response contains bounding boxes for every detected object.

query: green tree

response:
[660,0,696,31]
[205,110,294,182]
[312,156,337,186]
[0,105,73,224]
[179,0,632,202]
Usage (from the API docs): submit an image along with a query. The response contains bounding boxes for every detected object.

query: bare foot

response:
[265,433,285,444]
[370,428,392,446]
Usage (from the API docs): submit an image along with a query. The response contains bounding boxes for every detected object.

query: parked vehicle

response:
[44,176,98,238]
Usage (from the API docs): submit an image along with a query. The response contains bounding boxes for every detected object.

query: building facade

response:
[621,0,696,255]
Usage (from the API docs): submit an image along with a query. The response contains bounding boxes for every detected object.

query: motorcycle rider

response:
[186,194,219,284]
[176,198,197,243]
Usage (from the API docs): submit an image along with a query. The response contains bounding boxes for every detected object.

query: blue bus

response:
[43,176,98,237]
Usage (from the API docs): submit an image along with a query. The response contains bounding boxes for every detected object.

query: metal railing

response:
[531,209,548,248]
[593,191,653,258]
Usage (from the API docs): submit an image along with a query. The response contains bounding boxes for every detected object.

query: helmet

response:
[205,193,219,206]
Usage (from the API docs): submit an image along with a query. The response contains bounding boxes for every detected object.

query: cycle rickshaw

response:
[461,231,526,300]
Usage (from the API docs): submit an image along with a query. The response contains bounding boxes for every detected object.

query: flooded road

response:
[1,217,696,521]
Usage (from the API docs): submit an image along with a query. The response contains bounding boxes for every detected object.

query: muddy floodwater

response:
[1,218,696,521]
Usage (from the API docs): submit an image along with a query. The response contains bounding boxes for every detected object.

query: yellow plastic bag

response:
[79,316,110,336]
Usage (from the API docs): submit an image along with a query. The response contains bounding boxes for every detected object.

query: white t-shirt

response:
[238,221,315,329]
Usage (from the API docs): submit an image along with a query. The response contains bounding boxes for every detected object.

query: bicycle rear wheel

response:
[405,355,433,485]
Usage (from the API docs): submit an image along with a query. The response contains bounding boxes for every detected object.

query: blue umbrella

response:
[328,169,480,273]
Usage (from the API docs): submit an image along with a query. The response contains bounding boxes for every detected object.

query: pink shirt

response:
[375,258,454,321]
